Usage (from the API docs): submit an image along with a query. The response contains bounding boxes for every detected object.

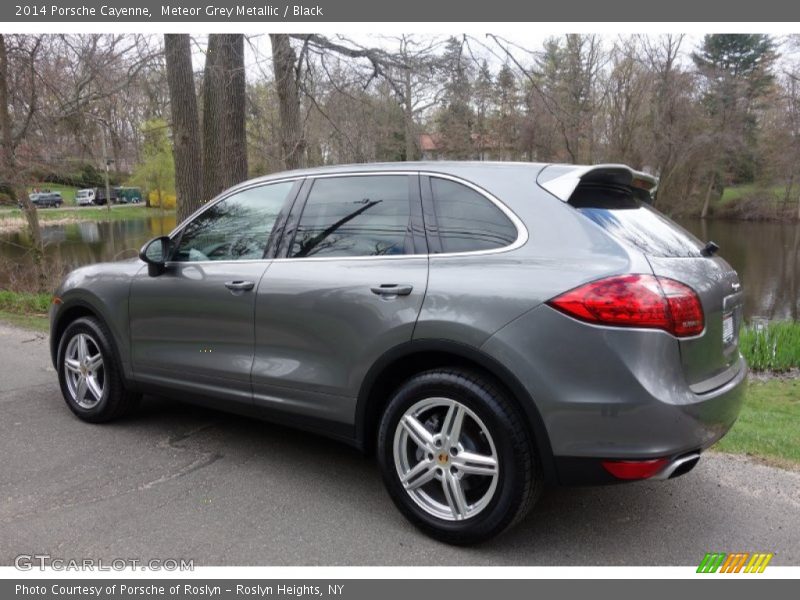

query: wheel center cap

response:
[437,452,449,465]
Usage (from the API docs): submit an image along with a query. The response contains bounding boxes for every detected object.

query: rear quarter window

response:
[430,177,517,253]
[569,183,703,258]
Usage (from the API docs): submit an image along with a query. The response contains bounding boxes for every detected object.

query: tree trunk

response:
[700,175,715,219]
[219,34,247,189]
[201,34,248,200]
[270,34,306,170]
[164,34,203,222]
[0,34,44,286]
[403,70,416,161]
[202,35,225,202]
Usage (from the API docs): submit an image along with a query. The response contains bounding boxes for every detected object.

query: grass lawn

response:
[0,204,172,222]
[719,182,788,205]
[0,310,49,331]
[0,290,50,332]
[713,379,800,467]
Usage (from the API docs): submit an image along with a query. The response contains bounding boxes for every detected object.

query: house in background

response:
[418,133,525,161]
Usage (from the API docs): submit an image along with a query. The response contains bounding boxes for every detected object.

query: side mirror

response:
[139,236,172,277]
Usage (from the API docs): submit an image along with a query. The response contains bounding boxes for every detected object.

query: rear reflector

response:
[547,274,704,337]
[601,458,669,480]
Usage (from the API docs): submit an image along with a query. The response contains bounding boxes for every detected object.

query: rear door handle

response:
[225,280,255,292]
[371,284,413,297]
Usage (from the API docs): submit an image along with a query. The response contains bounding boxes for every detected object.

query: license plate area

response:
[722,290,743,351]
[722,311,734,345]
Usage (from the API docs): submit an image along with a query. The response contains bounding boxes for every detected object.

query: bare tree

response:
[201,34,248,199]
[270,34,307,170]
[164,34,202,222]
[0,34,45,284]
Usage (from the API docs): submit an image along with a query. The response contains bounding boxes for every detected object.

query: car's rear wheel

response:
[377,368,542,545]
[57,317,140,422]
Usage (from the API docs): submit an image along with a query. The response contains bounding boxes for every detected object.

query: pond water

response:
[0,215,177,282]
[0,215,797,321]
[678,219,800,321]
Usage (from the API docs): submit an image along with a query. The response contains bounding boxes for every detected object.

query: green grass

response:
[0,290,51,313]
[0,290,50,331]
[0,310,48,331]
[714,379,800,466]
[0,204,172,222]
[718,182,788,205]
[740,321,800,372]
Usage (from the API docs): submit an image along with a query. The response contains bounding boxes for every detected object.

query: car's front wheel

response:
[377,368,542,544]
[57,317,140,422]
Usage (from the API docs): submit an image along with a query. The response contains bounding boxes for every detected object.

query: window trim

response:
[277,172,424,261]
[271,171,527,262]
[421,173,527,258]
[163,170,528,265]
[166,178,304,265]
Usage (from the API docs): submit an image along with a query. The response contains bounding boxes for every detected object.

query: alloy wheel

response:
[393,397,499,521]
[63,333,105,409]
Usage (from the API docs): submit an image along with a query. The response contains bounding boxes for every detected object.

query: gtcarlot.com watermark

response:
[14,554,194,571]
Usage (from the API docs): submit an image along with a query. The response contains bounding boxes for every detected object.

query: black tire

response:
[377,368,542,545]
[56,316,140,423]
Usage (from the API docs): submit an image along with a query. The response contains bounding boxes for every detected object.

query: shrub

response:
[740,321,800,372]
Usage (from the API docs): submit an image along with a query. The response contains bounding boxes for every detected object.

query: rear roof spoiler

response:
[537,164,658,202]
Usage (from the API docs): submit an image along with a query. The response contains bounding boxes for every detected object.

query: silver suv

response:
[49,162,746,544]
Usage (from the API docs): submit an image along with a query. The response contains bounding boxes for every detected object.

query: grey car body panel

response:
[481,303,746,458]
[414,166,654,346]
[50,259,141,379]
[50,160,746,482]
[128,260,272,405]
[252,257,428,423]
[646,255,744,387]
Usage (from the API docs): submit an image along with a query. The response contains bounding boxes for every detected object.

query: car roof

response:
[212,161,658,206]
[234,161,549,187]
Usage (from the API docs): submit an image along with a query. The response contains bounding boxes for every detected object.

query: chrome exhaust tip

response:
[652,452,701,480]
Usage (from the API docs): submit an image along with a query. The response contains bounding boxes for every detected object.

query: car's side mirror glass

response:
[139,236,172,276]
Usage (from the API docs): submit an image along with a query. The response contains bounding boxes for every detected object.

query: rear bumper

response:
[555,450,703,485]
[482,304,747,485]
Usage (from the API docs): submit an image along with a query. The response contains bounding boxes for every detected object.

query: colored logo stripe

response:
[745,553,773,573]
[697,553,726,573]
[697,552,773,573]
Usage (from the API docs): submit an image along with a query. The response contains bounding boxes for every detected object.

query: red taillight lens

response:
[657,277,705,337]
[601,458,669,480]
[547,274,704,337]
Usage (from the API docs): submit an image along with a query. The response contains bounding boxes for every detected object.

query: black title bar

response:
[4,0,800,22]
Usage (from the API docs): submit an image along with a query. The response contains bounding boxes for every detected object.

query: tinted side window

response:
[430,178,517,253]
[290,175,412,258]
[174,182,294,262]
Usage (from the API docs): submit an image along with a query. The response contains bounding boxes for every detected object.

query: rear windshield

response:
[569,183,703,258]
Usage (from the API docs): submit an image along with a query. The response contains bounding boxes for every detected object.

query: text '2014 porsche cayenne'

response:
[50,162,746,544]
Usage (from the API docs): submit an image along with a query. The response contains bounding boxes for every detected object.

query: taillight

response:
[547,274,704,337]
[602,457,669,480]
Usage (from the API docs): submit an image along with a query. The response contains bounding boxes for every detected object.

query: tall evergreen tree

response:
[436,37,475,159]
[693,34,777,213]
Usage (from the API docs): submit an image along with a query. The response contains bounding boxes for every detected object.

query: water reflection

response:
[678,219,800,321]
[0,215,177,286]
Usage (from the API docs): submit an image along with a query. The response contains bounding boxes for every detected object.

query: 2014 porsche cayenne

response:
[50,162,745,544]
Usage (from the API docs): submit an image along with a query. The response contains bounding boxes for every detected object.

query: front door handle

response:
[224,280,255,292]
[371,284,413,297]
